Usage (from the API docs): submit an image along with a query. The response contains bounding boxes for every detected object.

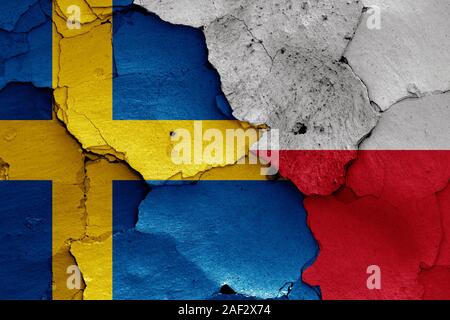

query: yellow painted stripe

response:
[0,118,86,300]
[53,0,115,300]
[51,0,269,300]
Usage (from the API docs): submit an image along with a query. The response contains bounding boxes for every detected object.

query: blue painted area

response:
[290,280,321,300]
[2,20,52,89]
[215,95,234,118]
[0,0,52,119]
[0,0,37,32]
[113,181,217,300]
[113,180,319,300]
[14,1,48,33]
[0,31,28,75]
[0,83,52,120]
[0,181,52,300]
[113,180,149,233]
[112,8,233,120]
[113,0,134,6]
[113,230,218,300]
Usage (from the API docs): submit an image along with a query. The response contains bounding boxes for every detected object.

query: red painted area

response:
[300,151,450,300]
[265,150,356,195]
[419,266,450,300]
[347,151,450,204]
[418,184,450,300]
[435,183,450,266]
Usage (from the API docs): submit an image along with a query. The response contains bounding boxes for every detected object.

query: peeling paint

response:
[303,93,450,299]
[346,0,450,111]
[69,158,143,299]
[53,4,254,181]
[1,0,449,301]
[113,8,233,120]
[0,0,52,90]
[0,116,86,300]
[113,180,319,300]
[135,0,380,194]
[0,157,9,180]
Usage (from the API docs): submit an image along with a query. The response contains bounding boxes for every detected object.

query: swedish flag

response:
[0,0,318,300]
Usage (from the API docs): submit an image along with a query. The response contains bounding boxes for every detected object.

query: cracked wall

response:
[303,92,450,299]
[0,0,52,90]
[113,179,320,300]
[345,0,450,111]
[300,1,450,299]
[137,0,380,195]
[0,116,87,300]
[52,0,318,300]
[1,0,449,300]
[122,0,450,300]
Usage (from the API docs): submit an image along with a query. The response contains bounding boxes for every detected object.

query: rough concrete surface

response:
[137,0,380,151]
[1,0,450,300]
[346,0,450,111]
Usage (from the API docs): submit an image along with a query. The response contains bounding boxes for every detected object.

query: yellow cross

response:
[0,1,266,300]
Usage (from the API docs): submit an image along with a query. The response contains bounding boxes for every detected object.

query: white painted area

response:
[135,0,380,151]
[362,93,450,150]
[346,0,450,111]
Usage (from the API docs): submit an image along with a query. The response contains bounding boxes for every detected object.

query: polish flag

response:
[259,93,450,299]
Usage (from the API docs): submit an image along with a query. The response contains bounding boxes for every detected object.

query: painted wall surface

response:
[0,0,449,301]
